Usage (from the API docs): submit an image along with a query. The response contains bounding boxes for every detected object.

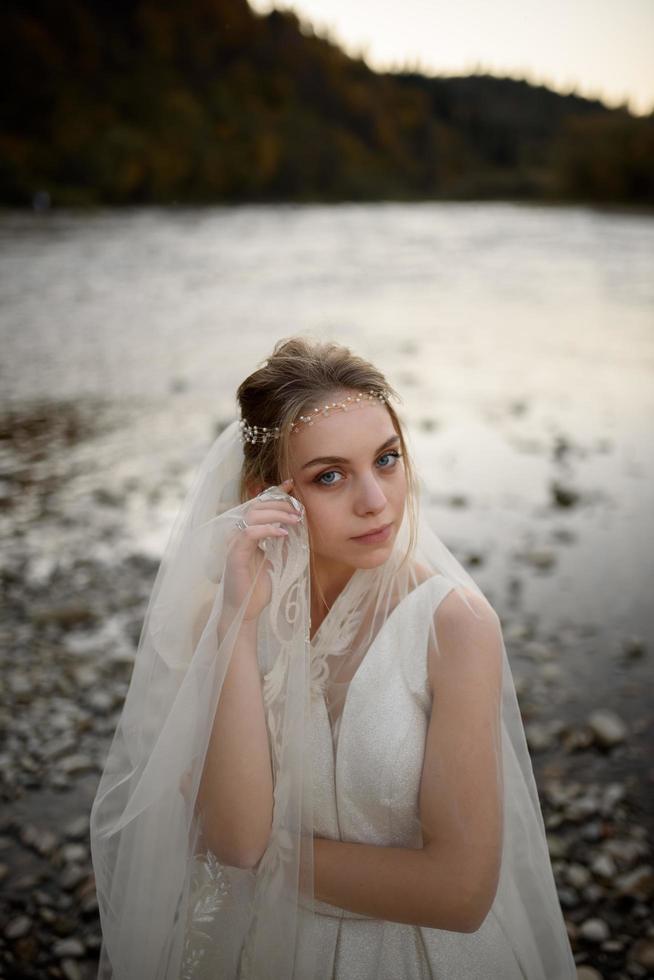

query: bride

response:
[90,337,576,979]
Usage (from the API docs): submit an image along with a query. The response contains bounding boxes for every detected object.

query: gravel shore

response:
[1,401,652,980]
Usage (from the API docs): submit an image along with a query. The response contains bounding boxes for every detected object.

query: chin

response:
[346,538,397,570]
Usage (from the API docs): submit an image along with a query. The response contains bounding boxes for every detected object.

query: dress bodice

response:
[311,575,455,880]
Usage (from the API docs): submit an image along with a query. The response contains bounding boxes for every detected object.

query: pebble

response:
[53,936,86,958]
[580,918,611,943]
[577,966,603,980]
[576,967,603,980]
[629,938,654,970]
[61,960,84,980]
[616,866,654,901]
[5,914,32,939]
[591,853,617,880]
[587,709,628,747]
[567,863,591,889]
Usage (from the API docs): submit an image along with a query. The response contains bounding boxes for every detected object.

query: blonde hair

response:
[236,337,418,577]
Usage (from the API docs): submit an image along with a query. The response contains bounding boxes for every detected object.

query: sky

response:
[249,0,654,116]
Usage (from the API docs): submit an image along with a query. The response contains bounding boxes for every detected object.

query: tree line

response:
[1,0,652,207]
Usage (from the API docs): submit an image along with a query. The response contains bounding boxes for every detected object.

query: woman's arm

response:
[194,607,274,871]
[313,588,504,933]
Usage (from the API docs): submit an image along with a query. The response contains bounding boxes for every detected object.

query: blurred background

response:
[0,2,653,978]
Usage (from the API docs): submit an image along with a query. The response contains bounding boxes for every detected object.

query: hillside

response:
[1,0,652,206]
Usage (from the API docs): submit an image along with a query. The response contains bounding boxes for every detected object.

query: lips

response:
[351,522,392,540]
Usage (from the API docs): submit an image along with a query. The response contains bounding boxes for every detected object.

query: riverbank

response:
[0,398,652,979]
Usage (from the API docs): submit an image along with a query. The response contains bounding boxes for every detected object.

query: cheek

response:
[302,492,344,544]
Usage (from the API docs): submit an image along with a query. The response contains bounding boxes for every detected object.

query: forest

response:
[1,0,652,207]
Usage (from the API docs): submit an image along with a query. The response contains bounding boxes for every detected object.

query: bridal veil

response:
[90,414,576,979]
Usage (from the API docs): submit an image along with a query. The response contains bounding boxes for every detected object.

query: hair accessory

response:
[239,389,390,446]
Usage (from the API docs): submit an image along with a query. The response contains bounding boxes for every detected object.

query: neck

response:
[309,556,356,624]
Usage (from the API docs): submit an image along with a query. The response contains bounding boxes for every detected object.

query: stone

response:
[53,937,86,958]
[591,853,617,880]
[587,710,627,748]
[567,863,591,889]
[59,864,88,890]
[64,815,89,839]
[57,753,95,775]
[579,918,610,943]
[616,865,654,900]
[61,960,84,980]
[60,843,89,864]
[5,915,32,940]
[576,967,603,980]
[629,938,654,970]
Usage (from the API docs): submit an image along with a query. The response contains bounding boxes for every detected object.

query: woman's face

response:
[288,392,408,580]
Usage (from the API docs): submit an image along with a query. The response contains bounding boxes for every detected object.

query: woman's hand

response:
[222,478,302,622]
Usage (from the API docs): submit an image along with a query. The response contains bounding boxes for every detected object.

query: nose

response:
[354,472,387,517]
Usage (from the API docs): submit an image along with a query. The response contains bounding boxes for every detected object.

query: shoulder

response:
[409,562,492,621]
[427,585,503,694]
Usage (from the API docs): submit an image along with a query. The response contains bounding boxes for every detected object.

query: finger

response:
[241,523,289,539]
[244,506,301,524]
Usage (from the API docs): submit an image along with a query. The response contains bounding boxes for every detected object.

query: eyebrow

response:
[300,433,401,471]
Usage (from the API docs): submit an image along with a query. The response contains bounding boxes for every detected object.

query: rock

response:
[60,843,88,864]
[87,689,114,712]
[616,865,654,900]
[526,722,555,751]
[556,886,579,908]
[64,815,89,839]
[19,824,59,856]
[582,883,605,904]
[547,834,569,859]
[550,481,581,508]
[591,853,617,880]
[53,937,86,958]
[523,640,554,660]
[587,709,627,748]
[630,938,654,970]
[540,662,563,683]
[580,820,604,842]
[566,863,591,889]
[61,960,84,980]
[601,782,626,812]
[561,726,595,751]
[5,915,32,940]
[32,601,98,629]
[576,967,603,980]
[522,548,557,570]
[579,918,610,943]
[622,634,647,660]
[57,753,95,775]
[603,837,644,867]
[59,864,88,890]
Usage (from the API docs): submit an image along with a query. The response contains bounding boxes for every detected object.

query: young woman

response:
[90,338,576,979]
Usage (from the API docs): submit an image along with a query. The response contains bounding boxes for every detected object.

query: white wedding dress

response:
[300,574,530,980]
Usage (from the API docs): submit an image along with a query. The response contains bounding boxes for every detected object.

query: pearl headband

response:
[238,389,390,446]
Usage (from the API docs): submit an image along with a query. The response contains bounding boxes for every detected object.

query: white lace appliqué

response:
[180,851,232,979]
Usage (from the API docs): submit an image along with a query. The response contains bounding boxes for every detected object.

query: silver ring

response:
[234,517,248,531]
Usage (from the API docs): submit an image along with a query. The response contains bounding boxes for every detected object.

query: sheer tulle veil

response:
[90,408,576,979]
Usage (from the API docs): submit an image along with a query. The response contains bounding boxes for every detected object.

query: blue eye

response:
[314,451,402,487]
[377,450,401,468]
[315,470,342,486]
